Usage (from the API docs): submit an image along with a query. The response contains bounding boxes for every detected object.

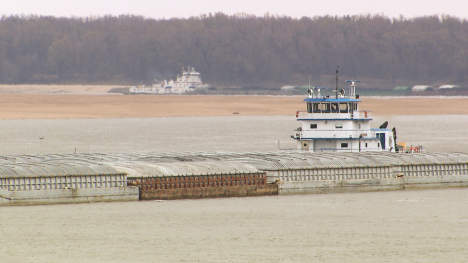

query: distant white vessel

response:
[129,67,208,94]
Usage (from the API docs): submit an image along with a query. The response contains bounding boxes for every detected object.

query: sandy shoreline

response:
[0,84,123,94]
[0,93,467,119]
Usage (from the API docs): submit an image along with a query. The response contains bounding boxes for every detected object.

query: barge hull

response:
[140,185,278,200]
[278,174,468,195]
[0,187,139,206]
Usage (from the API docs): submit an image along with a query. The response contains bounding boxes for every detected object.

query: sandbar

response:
[0,93,467,119]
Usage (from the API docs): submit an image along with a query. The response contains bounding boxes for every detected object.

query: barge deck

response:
[1,151,468,205]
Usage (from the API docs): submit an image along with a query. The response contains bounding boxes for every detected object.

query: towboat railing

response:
[296,110,371,119]
[353,110,372,119]
[292,129,377,139]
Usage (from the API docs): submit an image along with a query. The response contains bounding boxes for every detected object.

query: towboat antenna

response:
[335,66,339,99]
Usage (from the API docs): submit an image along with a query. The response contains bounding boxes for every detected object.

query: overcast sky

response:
[1,0,467,20]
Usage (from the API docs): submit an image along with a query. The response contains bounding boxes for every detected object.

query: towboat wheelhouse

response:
[292,81,396,152]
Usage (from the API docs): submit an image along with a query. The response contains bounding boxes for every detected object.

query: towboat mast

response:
[335,66,339,99]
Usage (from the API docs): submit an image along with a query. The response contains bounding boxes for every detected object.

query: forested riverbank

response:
[0,14,467,88]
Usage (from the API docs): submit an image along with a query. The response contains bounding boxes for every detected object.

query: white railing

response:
[353,110,372,119]
[295,129,377,139]
[296,110,371,119]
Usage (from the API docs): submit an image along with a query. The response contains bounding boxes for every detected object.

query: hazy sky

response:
[1,0,467,20]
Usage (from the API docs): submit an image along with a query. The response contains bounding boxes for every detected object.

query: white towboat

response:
[292,75,397,152]
[129,67,208,94]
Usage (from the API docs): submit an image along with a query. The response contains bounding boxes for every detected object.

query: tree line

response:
[0,13,467,88]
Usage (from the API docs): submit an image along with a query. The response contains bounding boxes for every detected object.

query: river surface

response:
[0,115,467,154]
[1,114,468,262]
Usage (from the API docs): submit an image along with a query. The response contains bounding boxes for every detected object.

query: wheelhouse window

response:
[319,103,330,113]
[313,103,320,113]
[307,103,312,113]
[339,103,348,113]
[341,143,348,148]
[314,102,349,113]
[335,124,343,129]
[310,124,317,129]
[331,103,339,113]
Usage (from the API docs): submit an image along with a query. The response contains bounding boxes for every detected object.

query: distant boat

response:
[128,67,208,94]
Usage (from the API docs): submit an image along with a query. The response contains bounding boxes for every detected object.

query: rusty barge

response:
[2,151,468,206]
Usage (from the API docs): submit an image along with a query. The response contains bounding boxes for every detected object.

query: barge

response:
[1,151,468,206]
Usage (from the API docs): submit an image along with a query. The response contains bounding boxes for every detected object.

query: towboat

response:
[129,67,208,94]
[292,76,397,152]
